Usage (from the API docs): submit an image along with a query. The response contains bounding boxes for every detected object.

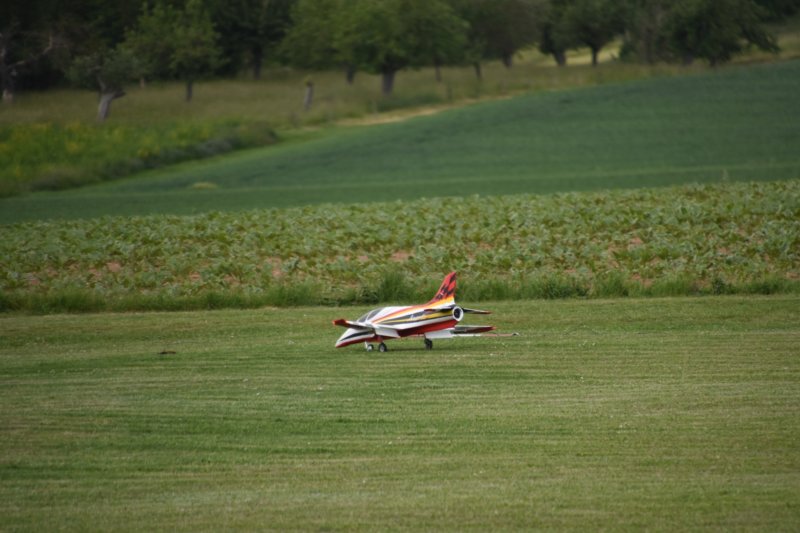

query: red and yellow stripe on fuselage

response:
[373,303,457,335]
[334,302,457,348]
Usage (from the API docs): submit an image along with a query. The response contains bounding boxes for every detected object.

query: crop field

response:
[1,297,799,530]
[0,56,692,200]
[2,60,799,223]
[2,179,798,313]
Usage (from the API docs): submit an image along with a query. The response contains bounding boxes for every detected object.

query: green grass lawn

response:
[2,296,799,530]
[2,60,799,223]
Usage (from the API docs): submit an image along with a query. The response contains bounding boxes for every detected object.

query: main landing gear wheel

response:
[365,343,374,352]
[424,338,433,350]
[378,342,388,353]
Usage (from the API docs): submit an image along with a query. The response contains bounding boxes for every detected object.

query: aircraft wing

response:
[420,303,491,314]
[332,319,401,338]
[332,318,370,329]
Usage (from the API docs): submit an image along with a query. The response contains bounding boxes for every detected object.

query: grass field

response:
[0,56,694,199]
[2,21,800,531]
[1,296,799,530]
[2,59,799,223]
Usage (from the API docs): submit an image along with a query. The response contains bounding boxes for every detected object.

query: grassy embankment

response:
[1,17,797,200]
[1,297,799,530]
[1,58,799,223]
[0,50,694,199]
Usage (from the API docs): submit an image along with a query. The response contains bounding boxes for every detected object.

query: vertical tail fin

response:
[427,271,457,304]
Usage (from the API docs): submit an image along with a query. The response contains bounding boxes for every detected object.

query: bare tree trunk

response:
[185,79,193,102]
[502,54,513,68]
[434,58,443,82]
[591,47,599,66]
[252,44,263,80]
[97,90,125,121]
[381,70,395,96]
[345,64,356,85]
[1,66,15,103]
[303,80,314,111]
[473,62,482,81]
[553,50,567,67]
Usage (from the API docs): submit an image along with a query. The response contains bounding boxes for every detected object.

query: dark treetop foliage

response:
[1,0,786,98]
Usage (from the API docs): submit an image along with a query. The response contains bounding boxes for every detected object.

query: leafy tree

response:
[405,0,467,82]
[335,0,468,96]
[123,3,180,85]
[563,0,626,66]
[334,0,405,95]
[124,0,222,101]
[211,0,295,79]
[620,0,671,64]
[171,0,223,101]
[667,0,778,66]
[68,46,138,121]
[281,0,344,74]
[538,1,575,66]
[483,0,546,67]
[452,0,545,73]
[448,0,489,79]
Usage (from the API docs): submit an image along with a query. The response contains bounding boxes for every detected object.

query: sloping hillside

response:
[1,60,799,223]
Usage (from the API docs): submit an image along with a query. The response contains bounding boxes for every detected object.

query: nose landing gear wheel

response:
[378,342,388,353]
[424,338,433,350]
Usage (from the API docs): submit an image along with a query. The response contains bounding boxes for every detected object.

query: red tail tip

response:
[429,271,457,303]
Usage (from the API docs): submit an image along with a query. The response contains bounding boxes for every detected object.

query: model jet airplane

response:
[333,271,495,351]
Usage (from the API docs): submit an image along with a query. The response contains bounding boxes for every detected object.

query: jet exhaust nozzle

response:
[452,306,464,322]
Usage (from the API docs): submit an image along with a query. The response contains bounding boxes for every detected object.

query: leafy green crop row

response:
[1,180,798,312]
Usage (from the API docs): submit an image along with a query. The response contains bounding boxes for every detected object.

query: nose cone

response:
[335,329,351,348]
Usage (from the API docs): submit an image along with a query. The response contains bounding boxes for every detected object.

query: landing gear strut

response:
[424,338,433,350]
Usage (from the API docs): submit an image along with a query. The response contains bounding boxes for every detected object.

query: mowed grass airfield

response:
[2,297,799,530]
[1,57,800,530]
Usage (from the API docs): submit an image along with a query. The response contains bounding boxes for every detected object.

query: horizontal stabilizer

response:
[462,307,491,315]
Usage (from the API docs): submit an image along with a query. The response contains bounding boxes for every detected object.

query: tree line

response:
[2,0,795,119]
